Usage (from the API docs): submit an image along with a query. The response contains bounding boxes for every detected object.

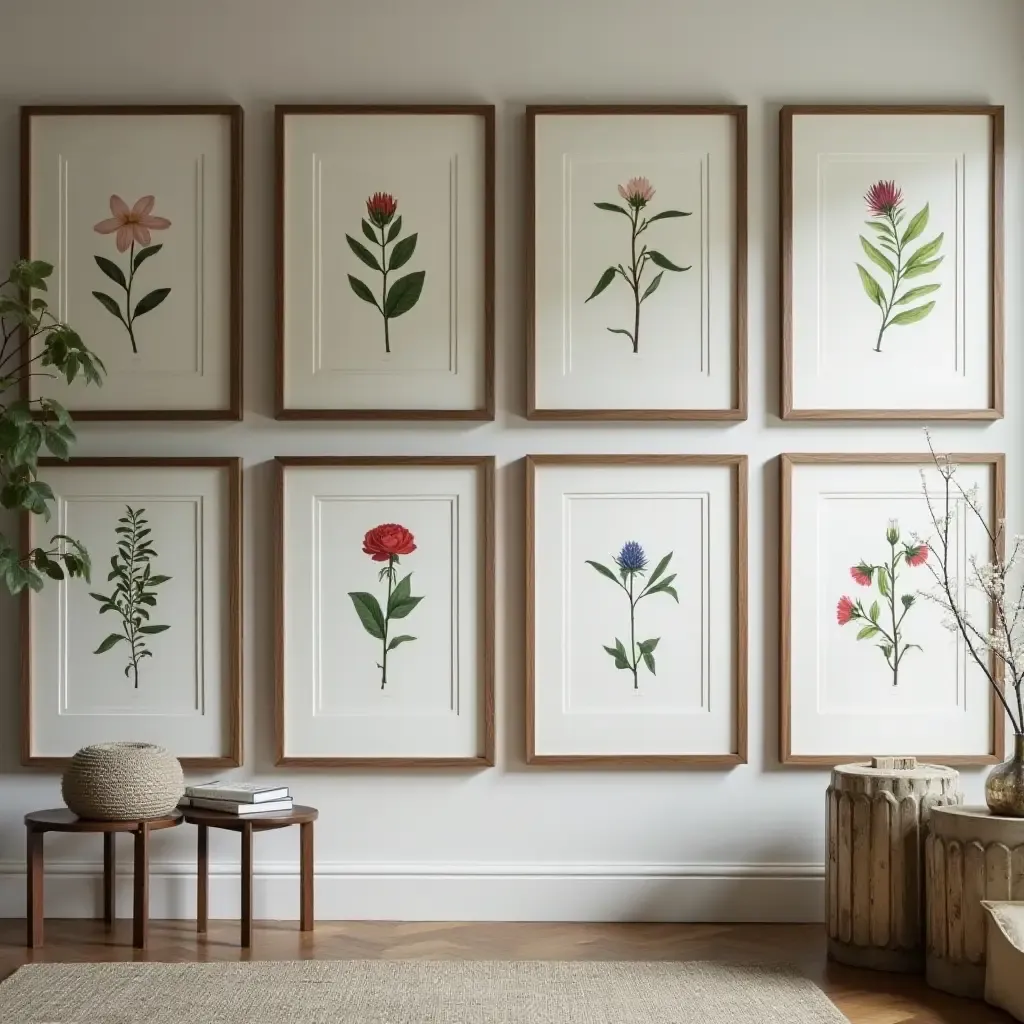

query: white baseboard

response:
[0,860,824,923]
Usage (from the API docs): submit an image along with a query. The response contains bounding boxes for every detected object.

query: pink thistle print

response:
[850,564,873,587]
[92,194,172,354]
[863,180,903,217]
[905,544,929,567]
[617,177,656,209]
[836,596,856,626]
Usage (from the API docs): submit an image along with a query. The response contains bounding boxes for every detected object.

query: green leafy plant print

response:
[835,520,929,687]
[586,541,678,689]
[92,195,172,354]
[89,505,171,688]
[856,180,944,353]
[585,177,691,353]
[346,192,425,353]
[348,523,424,688]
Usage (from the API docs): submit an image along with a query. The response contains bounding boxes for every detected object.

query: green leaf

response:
[138,624,170,635]
[43,429,70,460]
[384,271,425,319]
[889,301,936,327]
[859,235,895,278]
[856,625,880,640]
[905,233,944,269]
[387,216,403,242]
[640,272,664,302]
[869,600,880,622]
[586,560,622,586]
[645,553,673,589]
[642,651,656,675]
[900,204,929,246]
[903,257,944,279]
[606,328,634,342]
[388,233,418,271]
[877,567,891,598]
[349,591,386,639]
[637,638,660,655]
[865,220,895,238]
[894,283,941,306]
[133,288,171,318]
[594,202,629,216]
[388,572,412,613]
[133,244,163,271]
[360,219,378,244]
[856,264,885,307]
[92,291,124,321]
[645,209,691,223]
[93,255,126,289]
[347,274,380,309]
[586,267,617,302]
[647,251,690,272]
[645,582,679,602]
[387,634,416,651]
[94,633,126,654]
[388,595,424,620]
[148,574,171,585]
[345,234,382,271]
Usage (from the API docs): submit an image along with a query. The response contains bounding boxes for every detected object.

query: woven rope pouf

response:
[61,742,184,820]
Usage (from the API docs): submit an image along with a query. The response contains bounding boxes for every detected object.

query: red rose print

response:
[905,544,928,567]
[836,596,856,626]
[850,564,873,586]
[365,191,398,227]
[362,523,417,562]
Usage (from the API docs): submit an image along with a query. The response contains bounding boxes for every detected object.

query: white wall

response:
[0,0,1019,923]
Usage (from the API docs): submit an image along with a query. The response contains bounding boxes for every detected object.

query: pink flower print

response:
[617,176,655,209]
[850,563,873,586]
[836,596,856,626]
[905,545,929,567]
[94,195,172,253]
[864,180,903,217]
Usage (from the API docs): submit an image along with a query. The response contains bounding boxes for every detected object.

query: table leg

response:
[103,832,115,928]
[197,824,209,935]
[133,822,150,950]
[300,821,314,932]
[240,822,253,948]
[26,827,44,949]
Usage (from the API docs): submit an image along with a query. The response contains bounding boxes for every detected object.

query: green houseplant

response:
[0,259,105,595]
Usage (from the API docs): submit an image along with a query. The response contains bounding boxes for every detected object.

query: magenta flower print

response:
[346,191,425,354]
[835,519,928,686]
[585,176,691,353]
[92,194,172,354]
[855,179,944,353]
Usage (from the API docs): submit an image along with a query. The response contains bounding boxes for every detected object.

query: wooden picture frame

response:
[779,452,1006,766]
[20,105,244,420]
[526,454,748,766]
[274,455,495,766]
[780,104,1004,420]
[526,104,747,421]
[275,105,495,420]
[22,457,243,768]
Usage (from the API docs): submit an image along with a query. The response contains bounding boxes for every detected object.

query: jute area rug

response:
[0,959,849,1023]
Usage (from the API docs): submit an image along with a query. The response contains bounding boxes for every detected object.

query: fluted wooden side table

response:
[925,805,1024,997]
[826,758,961,972]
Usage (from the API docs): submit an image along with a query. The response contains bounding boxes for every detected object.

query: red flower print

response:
[836,596,856,626]
[365,191,398,227]
[94,195,172,253]
[362,523,416,562]
[864,180,903,217]
[905,544,929,567]
[850,563,873,586]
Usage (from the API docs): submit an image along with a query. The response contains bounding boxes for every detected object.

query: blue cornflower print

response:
[586,543,678,689]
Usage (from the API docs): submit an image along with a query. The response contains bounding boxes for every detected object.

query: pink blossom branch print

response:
[92,195,172,354]
[585,177,691,353]
[835,520,929,686]
[856,180,944,353]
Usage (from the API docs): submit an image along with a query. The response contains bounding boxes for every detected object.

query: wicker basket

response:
[61,742,184,820]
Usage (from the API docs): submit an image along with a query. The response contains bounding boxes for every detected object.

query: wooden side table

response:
[182,804,317,948]
[24,808,182,950]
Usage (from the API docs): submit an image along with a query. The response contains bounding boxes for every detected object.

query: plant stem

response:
[380,554,394,688]
[626,573,639,688]
[379,228,390,354]
[123,509,142,688]
[629,208,641,353]
[123,242,138,355]
[874,209,904,353]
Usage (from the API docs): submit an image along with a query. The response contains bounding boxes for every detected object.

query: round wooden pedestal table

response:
[826,757,961,973]
[925,804,1024,998]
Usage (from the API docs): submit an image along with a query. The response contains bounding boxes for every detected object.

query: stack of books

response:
[179,781,293,815]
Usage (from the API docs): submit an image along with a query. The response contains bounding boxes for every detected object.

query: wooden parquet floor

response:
[0,919,1013,1023]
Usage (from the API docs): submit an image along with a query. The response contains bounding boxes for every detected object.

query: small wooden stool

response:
[24,808,182,949]
[182,804,317,948]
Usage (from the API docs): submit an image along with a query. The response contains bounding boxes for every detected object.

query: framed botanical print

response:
[22,458,243,767]
[275,105,495,419]
[527,105,747,420]
[21,105,244,419]
[275,456,494,766]
[781,105,1004,420]
[526,455,747,765]
[780,453,1005,765]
